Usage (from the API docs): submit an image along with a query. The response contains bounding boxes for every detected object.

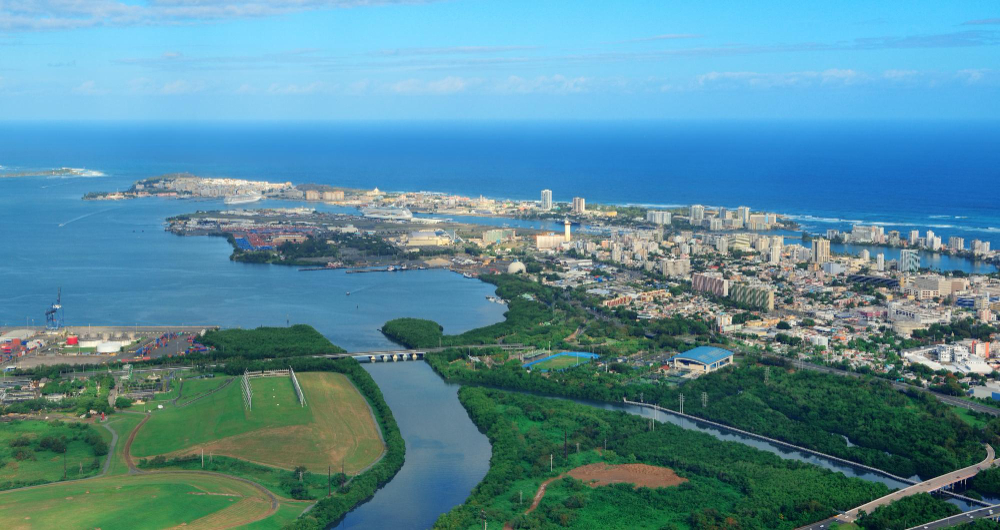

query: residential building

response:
[690,204,705,225]
[729,283,775,311]
[812,238,831,264]
[647,210,672,225]
[541,189,553,211]
[692,272,729,297]
[900,249,920,272]
[572,197,586,214]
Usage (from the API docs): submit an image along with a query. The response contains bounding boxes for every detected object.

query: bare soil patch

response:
[567,463,687,489]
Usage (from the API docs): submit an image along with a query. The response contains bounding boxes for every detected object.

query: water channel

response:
[337,363,994,528]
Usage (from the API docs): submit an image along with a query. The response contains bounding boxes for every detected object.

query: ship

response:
[224,192,263,205]
[361,206,413,221]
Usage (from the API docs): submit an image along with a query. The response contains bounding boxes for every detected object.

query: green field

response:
[0,420,108,489]
[529,354,594,371]
[131,372,384,474]
[0,472,283,530]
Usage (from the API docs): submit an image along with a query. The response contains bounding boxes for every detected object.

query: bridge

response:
[799,445,996,529]
[907,503,1000,529]
[833,444,994,523]
[312,343,528,364]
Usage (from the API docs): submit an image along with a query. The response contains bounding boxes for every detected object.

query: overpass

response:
[799,444,996,529]
[907,503,1000,529]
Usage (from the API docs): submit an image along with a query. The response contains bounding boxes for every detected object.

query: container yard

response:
[0,325,217,369]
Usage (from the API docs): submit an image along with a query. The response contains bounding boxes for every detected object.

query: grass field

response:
[952,406,988,428]
[526,352,599,372]
[131,372,384,474]
[0,420,106,488]
[0,472,281,529]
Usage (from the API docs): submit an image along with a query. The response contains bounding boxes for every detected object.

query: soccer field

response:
[130,372,384,474]
[527,352,599,371]
[0,472,280,530]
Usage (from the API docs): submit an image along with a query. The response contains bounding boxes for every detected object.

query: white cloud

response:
[160,79,204,94]
[495,75,591,94]
[0,1,441,31]
[72,80,108,95]
[883,69,918,80]
[389,76,476,95]
[957,68,988,83]
[696,69,869,89]
[266,82,325,95]
[345,79,370,95]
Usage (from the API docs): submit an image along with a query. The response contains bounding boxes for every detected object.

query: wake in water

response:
[58,207,117,227]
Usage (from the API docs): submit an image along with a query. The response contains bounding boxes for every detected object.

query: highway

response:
[908,504,1000,529]
[834,444,994,523]
[800,444,995,530]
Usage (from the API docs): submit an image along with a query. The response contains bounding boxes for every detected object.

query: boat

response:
[463,272,474,279]
[361,206,413,221]
[346,291,351,296]
[224,192,263,205]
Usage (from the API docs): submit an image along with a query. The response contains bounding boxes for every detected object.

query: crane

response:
[45,288,63,330]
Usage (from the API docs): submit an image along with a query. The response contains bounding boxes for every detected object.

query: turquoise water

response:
[0,176,506,350]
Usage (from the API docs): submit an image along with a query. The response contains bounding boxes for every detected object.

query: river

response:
[341,364,990,528]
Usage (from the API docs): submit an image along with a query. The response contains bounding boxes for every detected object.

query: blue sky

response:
[1,1,998,120]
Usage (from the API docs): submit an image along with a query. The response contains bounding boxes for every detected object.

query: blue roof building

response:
[668,346,734,373]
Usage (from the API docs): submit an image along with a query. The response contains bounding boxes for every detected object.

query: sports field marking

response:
[0,472,274,530]
[131,372,384,474]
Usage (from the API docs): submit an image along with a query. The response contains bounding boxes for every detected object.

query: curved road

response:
[122,410,282,527]
[909,504,1000,529]
[800,444,996,529]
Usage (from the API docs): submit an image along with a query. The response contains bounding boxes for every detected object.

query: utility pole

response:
[679,394,685,415]
[201,449,204,468]
[765,366,771,384]
[519,490,523,505]
[563,430,567,460]
[328,466,332,497]
[550,454,553,473]
[701,392,707,408]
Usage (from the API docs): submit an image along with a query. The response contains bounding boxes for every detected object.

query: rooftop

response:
[669,346,734,366]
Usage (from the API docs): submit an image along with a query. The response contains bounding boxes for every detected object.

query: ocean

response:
[2,120,999,327]
[2,120,998,245]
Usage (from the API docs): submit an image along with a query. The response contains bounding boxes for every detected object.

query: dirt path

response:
[525,474,564,514]
[123,412,151,474]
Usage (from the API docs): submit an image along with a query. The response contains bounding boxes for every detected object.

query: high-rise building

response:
[646,211,672,225]
[690,204,705,225]
[769,245,781,265]
[737,206,751,225]
[564,220,571,242]
[909,230,920,246]
[692,272,729,297]
[729,283,775,312]
[876,253,885,271]
[540,189,553,211]
[860,249,870,261]
[949,236,965,251]
[900,249,920,272]
[812,238,831,264]
[660,258,690,278]
[572,197,586,215]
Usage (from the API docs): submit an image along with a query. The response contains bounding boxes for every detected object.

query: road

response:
[834,444,994,525]
[800,444,995,529]
[909,504,1000,529]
